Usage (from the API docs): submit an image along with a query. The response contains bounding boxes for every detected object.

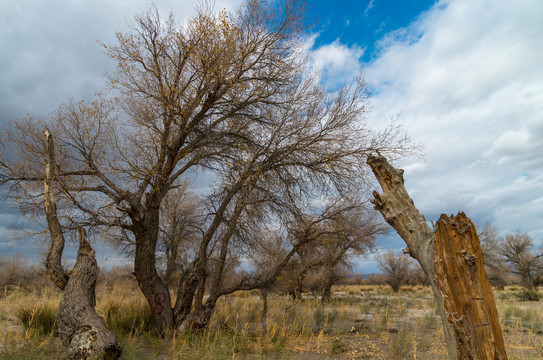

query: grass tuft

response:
[16,303,58,337]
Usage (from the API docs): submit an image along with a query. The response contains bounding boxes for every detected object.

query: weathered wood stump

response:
[57,227,122,360]
[367,155,507,360]
[434,213,507,359]
[43,130,121,359]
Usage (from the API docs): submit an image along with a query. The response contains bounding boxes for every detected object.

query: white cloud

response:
[0,0,242,125]
[364,0,543,240]
[309,38,365,86]
[312,40,364,72]
[364,0,375,16]
[403,162,427,175]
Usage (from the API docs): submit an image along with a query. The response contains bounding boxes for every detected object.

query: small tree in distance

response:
[478,221,510,289]
[498,231,543,300]
[376,250,411,292]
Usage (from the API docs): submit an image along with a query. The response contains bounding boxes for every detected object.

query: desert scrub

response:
[501,304,543,331]
[389,328,412,359]
[330,337,348,354]
[517,289,541,302]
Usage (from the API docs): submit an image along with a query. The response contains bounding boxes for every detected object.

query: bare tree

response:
[303,206,386,303]
[157,182,203,286]
[406,262,429,286]
[498,231,543,295]
[0,1,414,335]
[478,221,509,289]
[376,250,411,292]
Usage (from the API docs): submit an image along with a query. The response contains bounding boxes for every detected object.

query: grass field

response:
[1,281,543,359]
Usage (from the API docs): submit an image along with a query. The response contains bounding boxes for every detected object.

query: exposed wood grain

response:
[434,213,507,360]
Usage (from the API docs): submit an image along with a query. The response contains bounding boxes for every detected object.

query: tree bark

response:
[367,155,507,360]
[173,263,199,327]
[133,210,175,336]
[434,213,507,359]
[44,130,121,358]
[321,283,332,303]
[44,129,69,290]
[56,227,122,360]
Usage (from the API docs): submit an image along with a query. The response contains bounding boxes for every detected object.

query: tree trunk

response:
[133,211,175,336]
[56,227,121,360]
[43,129,68,290]
[434,213,507,359]
[43,130,121,358]
[179,298,216,332]
[321,284,332,303]
[259,288,269,318]
[367,155,507,360]
[173,263,199,327]
[294,287,303,300]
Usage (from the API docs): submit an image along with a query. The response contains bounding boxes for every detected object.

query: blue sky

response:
[308,0,437,61]
[1,0,542,273]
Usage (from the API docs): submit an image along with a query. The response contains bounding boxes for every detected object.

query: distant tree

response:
[498,231,543,295]
[157,182,203,286]
[478,221,509,289]
[308,208,386,303]
[376,250,411,292]
[406,262,429,286]
[245,198,385,305]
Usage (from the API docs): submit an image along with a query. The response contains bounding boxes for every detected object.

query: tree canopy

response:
[0,0,416,335]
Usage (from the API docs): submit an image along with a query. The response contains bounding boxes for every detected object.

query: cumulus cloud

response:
[364,0,543,240]
[308,37,365,86]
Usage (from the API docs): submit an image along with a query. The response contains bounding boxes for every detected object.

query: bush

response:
[517,288,540,302]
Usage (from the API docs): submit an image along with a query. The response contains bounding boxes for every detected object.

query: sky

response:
[1,0,542,273]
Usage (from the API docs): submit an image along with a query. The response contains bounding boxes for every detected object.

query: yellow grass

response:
[1,283,542,359]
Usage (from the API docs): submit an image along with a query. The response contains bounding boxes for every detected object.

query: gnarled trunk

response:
[367,155,507,360]
[173,263,199,327]
[44,131,121,358]
[133,211,175,336]
[56,227,121,360]
[179,300,216,333]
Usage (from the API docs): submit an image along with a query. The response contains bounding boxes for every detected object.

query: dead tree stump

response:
[434,213,507,359]
[57,227,122,360]
[43,130,121,359]
[367,155,507,360]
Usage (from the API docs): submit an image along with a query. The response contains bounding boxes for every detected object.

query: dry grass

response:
[1,284,542,359]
